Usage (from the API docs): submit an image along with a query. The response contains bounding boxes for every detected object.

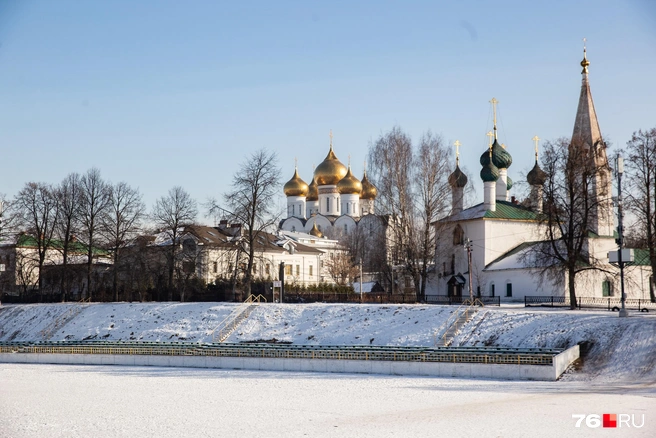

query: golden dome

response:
[337,165,362,195]
[283,168,309,197]
[314,144,347,186]
[360,169,378,200]
[309,222,323,238]
[306,176,318,201]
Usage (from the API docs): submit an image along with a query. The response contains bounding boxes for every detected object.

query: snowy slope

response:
[1,302,655,383]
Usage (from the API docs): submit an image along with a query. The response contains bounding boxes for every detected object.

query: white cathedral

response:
[429,49,653,302]
[279,134,384,240]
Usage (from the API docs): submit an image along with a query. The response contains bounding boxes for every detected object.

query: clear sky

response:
[1,0,655,222]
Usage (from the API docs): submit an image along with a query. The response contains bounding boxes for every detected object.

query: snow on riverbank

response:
[1,302,655,383]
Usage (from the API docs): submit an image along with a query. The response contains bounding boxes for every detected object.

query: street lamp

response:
[464,238,474,301]
[616,156,628,317]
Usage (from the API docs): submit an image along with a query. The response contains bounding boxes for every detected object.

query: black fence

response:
[425,295,500,306]
[525,295,655,312]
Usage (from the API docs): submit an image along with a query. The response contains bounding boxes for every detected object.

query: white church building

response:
[430,50,653,302]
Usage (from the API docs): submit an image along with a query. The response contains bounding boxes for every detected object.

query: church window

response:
[292,226,296,232]
[285,265,292,276]
[347,204,349,214]
[265,264,270,275]
[490,283,495,297]
[253,263,257,274]
[344,224,348,233]
[506,283,512,297]
[213,262,218,273]
[309,265,313,276]
[453,225,464,246]
[327,198,330,212]
[602,280,613,297]
[296,265,300,276]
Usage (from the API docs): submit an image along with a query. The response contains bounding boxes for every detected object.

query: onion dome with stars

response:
[337,164,362,195]
[283,166,309,197]
[360,168,378,200]
[314,131,348,186]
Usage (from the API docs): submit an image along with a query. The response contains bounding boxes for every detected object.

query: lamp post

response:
[617,156,628,318]
[465,238,474,301]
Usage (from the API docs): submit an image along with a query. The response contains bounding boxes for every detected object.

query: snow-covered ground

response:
[1,302,655,437]
[1,364,654,438]
[1,302,655,382]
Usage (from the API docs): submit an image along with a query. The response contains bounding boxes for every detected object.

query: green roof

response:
[15,234,108,256]
[483,200,541,221]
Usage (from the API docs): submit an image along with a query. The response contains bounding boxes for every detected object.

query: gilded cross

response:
[532,135,540,159]
[490,97,499,139]
[329,129,333,148]
[294,157,298,169]
[454,140,461,163]
[486,131,494,147]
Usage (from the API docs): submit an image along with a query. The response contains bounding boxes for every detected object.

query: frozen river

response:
[1,364,654,437]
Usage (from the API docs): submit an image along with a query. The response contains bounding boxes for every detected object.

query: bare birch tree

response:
[152,186,198,300]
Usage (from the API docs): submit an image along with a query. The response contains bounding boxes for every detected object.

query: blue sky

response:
[1,0,655,221]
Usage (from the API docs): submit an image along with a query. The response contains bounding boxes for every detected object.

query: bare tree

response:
[368,127,452,301]
[412,132,451,300]
[152,186,198,300]
[13,182,59,298]
[54,173,82,301]
[101,182,146,302]
[625,127,656,301]
[324,251,359,286]
[211,149,280,297]
[78,168,111,300]
[526,138,613,309]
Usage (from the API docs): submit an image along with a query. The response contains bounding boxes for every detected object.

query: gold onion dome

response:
[360,170,378,199]
[309,222,323,238]
[314,145,348,186]
[479,139,512,169]
[283,168,309,197]
[306,177,318,201]
[337,165,362,195]
[448,164,468,188]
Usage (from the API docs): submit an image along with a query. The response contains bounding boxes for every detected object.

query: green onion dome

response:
[479,140,512,169]
[506,176,513,191]
[480,161,500,182]
[448,164,468,188]
[527,160,547,186]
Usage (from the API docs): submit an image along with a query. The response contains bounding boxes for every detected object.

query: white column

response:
[496,169,508,201]
[484,181,496,212]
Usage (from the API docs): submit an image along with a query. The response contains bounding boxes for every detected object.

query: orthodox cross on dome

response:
[532,135,540,160]
[490,97,499,139]
[454,140,461,164]
[486,131,494,148]
[581,37,590,74]
[329,129,333,149]
[501,143,506,150]
[348,154,351,167]
[294,157,298,170]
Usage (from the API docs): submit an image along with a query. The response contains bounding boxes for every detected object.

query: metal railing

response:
[433,298,484,347]
[211,294,267,343]
[0,340,560,366]
[425,295,500,306]
[525,296,655,311]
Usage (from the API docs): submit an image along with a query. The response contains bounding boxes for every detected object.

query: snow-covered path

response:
[1,364,654,438]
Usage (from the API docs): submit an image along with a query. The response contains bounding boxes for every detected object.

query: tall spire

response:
[572,41,603,154]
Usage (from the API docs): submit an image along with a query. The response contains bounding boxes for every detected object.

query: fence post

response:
[551,296,554,307]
